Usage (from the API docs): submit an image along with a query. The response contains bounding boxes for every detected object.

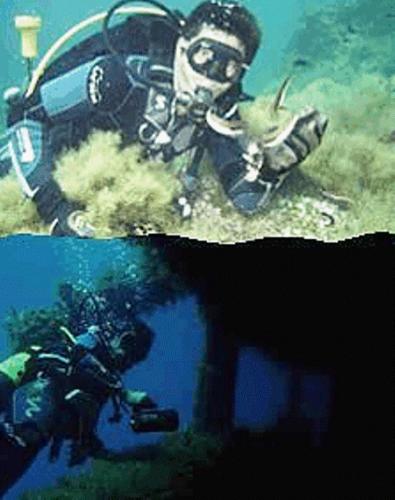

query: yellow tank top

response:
[0,352,32,386]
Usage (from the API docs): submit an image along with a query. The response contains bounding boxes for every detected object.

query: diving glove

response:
[262,107,329,174]
[50,210,95,238]
[32,180,95,237]
[227,108,328,215]
[122,390,157,410]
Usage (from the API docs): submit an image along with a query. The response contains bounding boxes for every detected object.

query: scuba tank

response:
[130,408,179,433]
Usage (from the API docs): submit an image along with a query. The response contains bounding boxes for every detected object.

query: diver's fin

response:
[271,76,293,114]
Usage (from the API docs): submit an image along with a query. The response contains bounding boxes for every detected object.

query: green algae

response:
[54,132,183,238]
[0,0,393,242]
[0,176,44,237]
[4,244,186,353]
[21,430,223,500]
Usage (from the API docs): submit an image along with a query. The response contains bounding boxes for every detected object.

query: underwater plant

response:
[21,430,223,500]
[4,242,186,353]
[1,71,393,242]
[0,0,393,242]
[5,307,69,354]
[0,177,44,237]
[54,132,183,238]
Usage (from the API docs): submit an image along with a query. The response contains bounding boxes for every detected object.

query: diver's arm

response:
[35,55,142,124]
[4,108,90,235]
[6,55,141,129]
[121,389,157,409]
[2,55,140,234]
[206,107,328,214]
[71,352,123,391]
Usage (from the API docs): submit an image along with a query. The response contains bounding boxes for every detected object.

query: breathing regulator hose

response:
[25,1,184,98]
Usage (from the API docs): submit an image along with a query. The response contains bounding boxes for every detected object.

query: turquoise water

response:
[1,0,393,241]
[0,0,340,99]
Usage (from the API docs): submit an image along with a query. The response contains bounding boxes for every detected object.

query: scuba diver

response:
[0,308,179,496]
[0,0,328,236]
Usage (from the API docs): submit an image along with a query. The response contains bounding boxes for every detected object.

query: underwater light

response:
[130,408,180,433]
[15,15,42,59]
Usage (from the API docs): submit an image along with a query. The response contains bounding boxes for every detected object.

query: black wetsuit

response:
[0,372,14,418]
[0,335,124,496]
[2,14,284,232]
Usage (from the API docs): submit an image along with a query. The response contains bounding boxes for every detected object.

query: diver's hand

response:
[50,210,95,238]
[263,107,329,173]
[66,211,95,238]
[291,107,328,154]
[133,395,157,411]
[122,390,157,410]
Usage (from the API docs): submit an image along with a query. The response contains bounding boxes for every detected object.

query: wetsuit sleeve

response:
[72,353,122,393]
[121,389,156,408]
[205,124,276,215]
[38,56,137,123]
[6,117,78,229]
[4,55,143,232]
[206,105,329,215]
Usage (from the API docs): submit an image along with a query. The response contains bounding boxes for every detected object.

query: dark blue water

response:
[0,235,331,499]
[0,236,205,498]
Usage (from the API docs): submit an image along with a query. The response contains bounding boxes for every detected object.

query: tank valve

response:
[15,16,42,78]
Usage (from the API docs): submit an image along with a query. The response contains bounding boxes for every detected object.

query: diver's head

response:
[107,318,154,372]
[174,1,261,102]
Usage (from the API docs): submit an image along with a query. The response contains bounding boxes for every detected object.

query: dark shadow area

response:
[147,233,394,498]
[1,234,393,499]
[93,443,161,463]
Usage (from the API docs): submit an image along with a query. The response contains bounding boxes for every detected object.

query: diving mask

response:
[186,38,247,84]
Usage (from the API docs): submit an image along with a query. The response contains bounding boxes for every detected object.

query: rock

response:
[379,130,395,143]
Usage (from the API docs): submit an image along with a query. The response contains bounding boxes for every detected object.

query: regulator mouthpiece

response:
[15,15,42,59]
